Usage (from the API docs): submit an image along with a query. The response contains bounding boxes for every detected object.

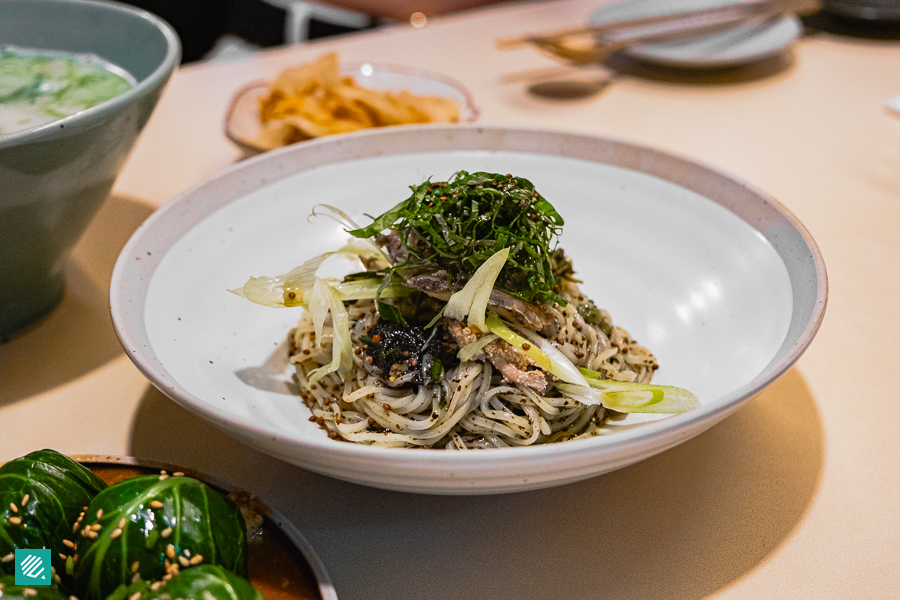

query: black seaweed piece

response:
[363,319,459,385]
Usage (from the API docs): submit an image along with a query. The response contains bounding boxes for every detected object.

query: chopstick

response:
[496,0,822,52]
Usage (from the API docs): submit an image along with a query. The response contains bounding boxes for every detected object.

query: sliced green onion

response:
[511,322,588,387]
[310,203,363,230]
[334,278,412,301]
[230,244,403,308]
[307,277,353,384]
[230,252,332,308]
[444,247,509,331]
[483,311,588,386]
[555,368,699,414]
[458,333,499,362]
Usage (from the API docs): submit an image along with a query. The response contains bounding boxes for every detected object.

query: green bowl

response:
[0,0,180,340]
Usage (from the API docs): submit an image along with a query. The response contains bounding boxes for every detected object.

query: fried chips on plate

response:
[226,53,477,153]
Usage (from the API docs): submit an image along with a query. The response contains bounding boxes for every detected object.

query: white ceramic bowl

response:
[225,61,479,154]
[111,126,827,495]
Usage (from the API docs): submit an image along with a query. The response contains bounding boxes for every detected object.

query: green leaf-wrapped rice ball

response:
[141,564,262,600]
[0,575,70,600]
[74,474,248,600]
[0,449,107,581]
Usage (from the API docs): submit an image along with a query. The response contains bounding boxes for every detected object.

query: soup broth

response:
[0,46,135,136]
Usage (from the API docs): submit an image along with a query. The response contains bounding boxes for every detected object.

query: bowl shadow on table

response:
[0,194,155,406]
[128,367,822,600]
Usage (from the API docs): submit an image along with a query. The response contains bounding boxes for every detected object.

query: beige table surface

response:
[3,0,900,598]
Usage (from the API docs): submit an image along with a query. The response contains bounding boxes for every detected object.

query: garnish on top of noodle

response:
[232,171,698,449]
[348,171,564,305]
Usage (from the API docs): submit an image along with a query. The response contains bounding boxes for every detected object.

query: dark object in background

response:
[823,0,900,20]
[225,0,290,49]
[806,0,900,38]
[120,0,230,63]
[121,0,374,63]
[307,14,374,39]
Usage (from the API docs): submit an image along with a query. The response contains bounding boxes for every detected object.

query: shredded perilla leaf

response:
[347,171,565,305]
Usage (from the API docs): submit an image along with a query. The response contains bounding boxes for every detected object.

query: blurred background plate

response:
[110,125,826,495]
[590,0,803,68]
[225,61,479,154]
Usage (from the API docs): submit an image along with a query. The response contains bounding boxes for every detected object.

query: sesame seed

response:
[159,474,169,480]
[21,495,29,505]
[161,527,172,538]
[131,561,140,573]
[8,516,21,525]
[90,523,102,531]
[22,588,37,597]
[110,528,122,539]
[1,553,13,563]
[150,501,164,509]
[166,544,176,559]
[183,549,191,558]
[96,509,103,520]
[62,539,76,549]
[189,555,203,565]
[9,503,17,513]
[177,556,190,568]
[173,472,184,477]
[59,553,67,561]
[130,592,142,600]
[131,573,141,584]
[150,581,164,591]
[119,518,127,528]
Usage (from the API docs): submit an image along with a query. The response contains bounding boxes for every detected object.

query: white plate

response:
[225,61,479,154]
[591,0,803,68]
[111,125,827,495]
